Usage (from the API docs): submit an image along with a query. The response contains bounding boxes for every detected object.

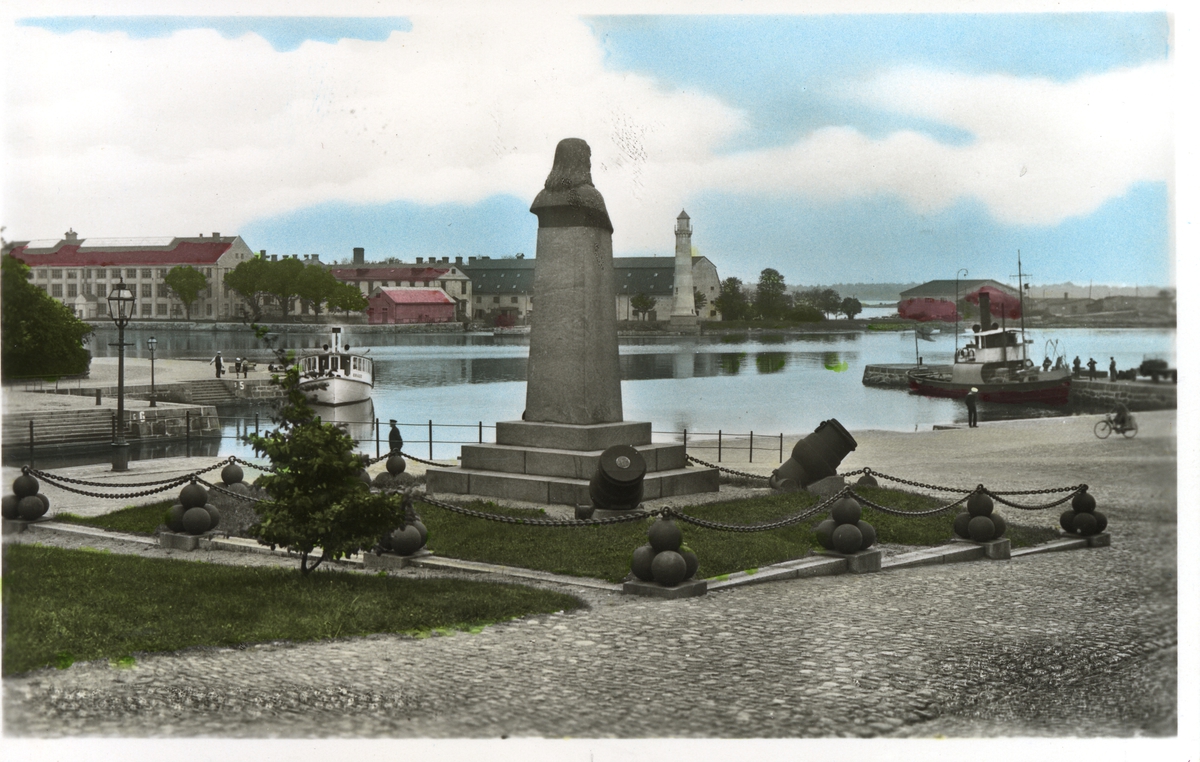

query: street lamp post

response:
[955,268,968,355]
[108,280,136,471]
[147,336,157,408]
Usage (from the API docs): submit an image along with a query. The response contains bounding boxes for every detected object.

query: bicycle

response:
[1094,412,1137,439]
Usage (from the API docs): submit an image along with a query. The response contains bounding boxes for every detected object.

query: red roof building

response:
[5,229,257,321]
[331,261,472,318]
[367,287,457,324]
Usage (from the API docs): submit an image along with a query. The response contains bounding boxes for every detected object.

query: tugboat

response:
[907,255,1071,405]
[296,327,374,406]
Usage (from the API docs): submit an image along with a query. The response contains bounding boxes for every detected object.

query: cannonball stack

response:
[378,495,428,557]
[814,496,876,554]
[164,480,220,536]
[630,518,699,587]
[373,454,408,489]
[1059,488,1107,537]
[220,462,250,496]
[2,472,50,522]
[952,491,1007,542]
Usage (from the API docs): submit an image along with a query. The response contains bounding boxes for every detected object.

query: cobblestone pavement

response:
[2,412,1184,744]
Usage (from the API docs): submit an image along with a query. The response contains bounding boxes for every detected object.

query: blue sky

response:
[5,12,1174,287]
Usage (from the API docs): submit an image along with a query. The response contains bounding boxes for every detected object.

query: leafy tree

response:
[631,292,657,321]
[754,268,790,320]
[713,277,749,321]
[840,296,863,320]
[248,357,405,575]
[693,289,708,311]
[2,254,94,380]
[163,265,208,320]
[296,264,344,322]
[326,281,369,315]
[818,288,842,318]
[786,302,823,323]
[224,257,272,322]
[265,256,306,320]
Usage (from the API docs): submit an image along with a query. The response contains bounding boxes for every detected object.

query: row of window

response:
[36,268,215,280]
[476,296,525,304]
[42,283,214,299]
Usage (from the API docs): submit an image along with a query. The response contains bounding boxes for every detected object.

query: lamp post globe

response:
[107,280,136,471]
[147,336,157,408]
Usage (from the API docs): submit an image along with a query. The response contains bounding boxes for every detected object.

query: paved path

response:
[1,411,1186,749]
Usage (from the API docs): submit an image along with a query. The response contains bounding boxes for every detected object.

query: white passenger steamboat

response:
[296,327,374,406]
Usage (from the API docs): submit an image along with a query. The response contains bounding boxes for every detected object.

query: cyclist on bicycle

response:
[1111,402,1132,431]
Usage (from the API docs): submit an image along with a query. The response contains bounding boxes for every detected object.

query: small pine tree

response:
[248,354,404,574]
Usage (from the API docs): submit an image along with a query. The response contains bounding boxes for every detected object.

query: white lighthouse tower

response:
[670,210,699,333]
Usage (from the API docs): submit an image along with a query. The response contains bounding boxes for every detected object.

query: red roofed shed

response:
[368,287,456,324]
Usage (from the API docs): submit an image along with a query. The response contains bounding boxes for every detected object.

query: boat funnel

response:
[977,292,991,327]
[769,419,858,492]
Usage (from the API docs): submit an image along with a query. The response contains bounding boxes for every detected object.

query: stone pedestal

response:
[426,138,720,507]
[623,578,708,599]
[159,531,200,550]
[817,547,882,573]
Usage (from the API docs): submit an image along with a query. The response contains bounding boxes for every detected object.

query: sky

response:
[0,4,1182,289]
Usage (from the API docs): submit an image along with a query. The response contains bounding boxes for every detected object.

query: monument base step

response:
[461,441,685,479]
[426,464,720,506]
[495,420,652,450]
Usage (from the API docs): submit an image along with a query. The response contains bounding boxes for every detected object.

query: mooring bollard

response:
[95,389,102,405]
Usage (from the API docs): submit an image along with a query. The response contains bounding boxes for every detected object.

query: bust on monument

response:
[524,138,623,425]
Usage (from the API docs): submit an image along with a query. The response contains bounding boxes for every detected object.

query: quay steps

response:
[2,404,221,448]
[187,379,239,405]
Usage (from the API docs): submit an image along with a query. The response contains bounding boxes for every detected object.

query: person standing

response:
[1109,357,1117,382]
[1073,356,1082,377]
[388,419,404,454]
[965,387,979,428]
[210,351,224,378]
[1087,357,1097,380]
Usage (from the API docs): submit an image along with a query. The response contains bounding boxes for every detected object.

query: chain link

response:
[982,486,1083,511]
[195,477,269,504]
[398,450,448,468]
[31,472,193,501]
[684,454,772,482]
[849,487,970,517]
[662,492,842,532]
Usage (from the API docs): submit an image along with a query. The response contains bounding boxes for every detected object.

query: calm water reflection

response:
[68,325,1175,464]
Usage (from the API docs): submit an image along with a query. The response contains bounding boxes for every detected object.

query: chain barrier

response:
[28,472,194,501]
[661,493,841,532]
[195,477,269,504]
[981,486,1084,512]
[848,488,970,518]
[685,454,772,482]
[416,492,659,527]
[398,450,448,468]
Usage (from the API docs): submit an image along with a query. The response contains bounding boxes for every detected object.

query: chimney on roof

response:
[441,256,449,263]
[353,247,365,265]
[455,256,463,264]
[271,255,278,261]
[516,253,524,259]
[416,257,424,264]
[260,250,266,256]
[468,257,476,263]
[311,254,320,263]
[64,228,79,243]
[213,232,221,238]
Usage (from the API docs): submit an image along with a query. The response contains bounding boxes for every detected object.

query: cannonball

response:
[203,504,221,530]
[165,503,186,532]
[12,474,39,498]
[830,497,862,526]
[967,492,994,517]
[390,525,424,555]
[1071,490,1096,514]
[1072,512,1099,536]
[182,506,213,535]
[179,482,208,509]
[1,494,19,519]
[372,472,394,488]
[377,531,393,552]
[225,481,251,496]
[358,469,372,486]
[651,550,688,587]
[856,520,877,550]
[631,544,656,582]
[17,495,47,520]
[37,493,50,512]
[967,515,996,542]
[678,544,699,580]
[989,512,1007,539]
[954,512,973,539]
[814,518,837,550]
[831,523,864,554]
[387,455,407,476]
[1092,511,1108,533]
[1060,509,1077,533]
[648,519,683,553]
[413,520,428,545]
[221,463,244,485]
[856,474,879,488]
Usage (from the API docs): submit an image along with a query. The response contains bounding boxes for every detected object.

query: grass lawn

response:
[2,544,584,676]
[417,487,1060,584]
[53,500,172,535]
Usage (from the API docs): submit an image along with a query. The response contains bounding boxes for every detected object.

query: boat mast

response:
[1017,251,1027,346]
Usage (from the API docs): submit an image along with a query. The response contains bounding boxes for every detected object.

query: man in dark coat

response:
[1109,357,1117,382]
[965,387,979,428]
[1073,356,1082,377]
[388,419,404,454]
[1087,357,1097,380]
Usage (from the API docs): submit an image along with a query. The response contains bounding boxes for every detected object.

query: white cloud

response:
[3,17,1172,252]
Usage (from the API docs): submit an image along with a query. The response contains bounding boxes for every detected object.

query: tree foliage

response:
[226,257,366,322]
[754,268,790,320]
[248,358,405,575]
[224,257,273,321]
[693,289,708,311]
[163,265,208,320]
[840,296,863,320]
[2,254,93,380]
[630,292,657,321]
[713,277,750,321]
